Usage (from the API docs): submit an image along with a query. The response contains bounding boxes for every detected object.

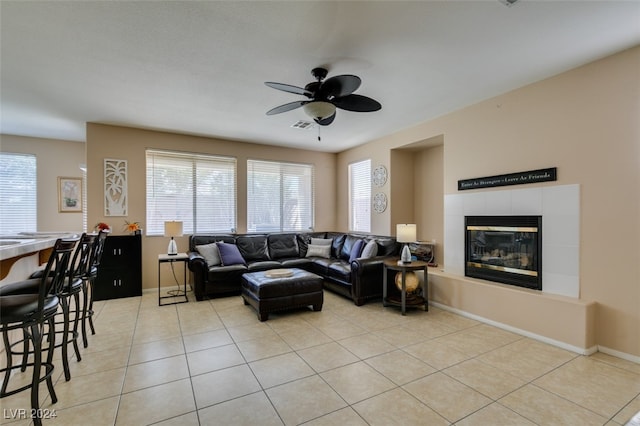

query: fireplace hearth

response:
[465,215,542,290]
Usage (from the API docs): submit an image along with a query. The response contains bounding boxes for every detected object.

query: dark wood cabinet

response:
[94,235,142,301]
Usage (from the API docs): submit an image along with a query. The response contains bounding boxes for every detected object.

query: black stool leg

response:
[87,279,96,335]
[71,292,82,362]
[29,323,42,426]
[61,297,71,381]
[81,280,89,348]
[20,328,29,372]
[1,329,13,395]
[44,317,57,404]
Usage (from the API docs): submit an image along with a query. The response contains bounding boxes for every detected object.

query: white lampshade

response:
[396,224,417,243]
[164,221,183,238]
[303,101,336,120]
[164,221,183,255]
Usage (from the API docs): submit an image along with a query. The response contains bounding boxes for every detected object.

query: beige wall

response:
[85,124,337,293]
[0,135,85,233]
[337,46,640,358]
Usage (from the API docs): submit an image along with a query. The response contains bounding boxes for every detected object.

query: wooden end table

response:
[383,259,429,315]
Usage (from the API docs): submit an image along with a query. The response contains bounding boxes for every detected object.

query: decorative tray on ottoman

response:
[264,269,294,278]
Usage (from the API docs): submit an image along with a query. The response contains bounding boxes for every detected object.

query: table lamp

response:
[164,221,183,255]
[397,224,416,264]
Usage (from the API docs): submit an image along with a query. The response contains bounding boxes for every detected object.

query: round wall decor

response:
[373,192,387,213]
[372,165,388,187]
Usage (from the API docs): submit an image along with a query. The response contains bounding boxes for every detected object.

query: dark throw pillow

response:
[216,242,246,266]
[349,239,365,263]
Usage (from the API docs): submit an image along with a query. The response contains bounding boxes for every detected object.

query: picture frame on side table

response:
[58,177,83,213]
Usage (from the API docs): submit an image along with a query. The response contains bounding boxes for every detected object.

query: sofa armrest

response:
[187,251,208,301]
[350,256,388,305]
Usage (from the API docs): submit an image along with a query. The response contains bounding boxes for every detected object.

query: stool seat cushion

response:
[0,294,59,324]
[0,276,82,296]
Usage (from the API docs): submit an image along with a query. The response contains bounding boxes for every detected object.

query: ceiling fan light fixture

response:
[303,101,335,120]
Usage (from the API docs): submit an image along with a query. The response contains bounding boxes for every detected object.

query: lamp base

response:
[167,238,178,256]
[400,244,412,264]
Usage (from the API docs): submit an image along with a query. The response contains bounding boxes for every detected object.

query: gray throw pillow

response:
[360,239,378,259]
[196,243,221,266]
[311,238,333,246]
[305,244,331,258]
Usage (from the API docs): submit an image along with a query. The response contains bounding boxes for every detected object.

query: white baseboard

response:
[430,301,598,356]
[598,345,640,365]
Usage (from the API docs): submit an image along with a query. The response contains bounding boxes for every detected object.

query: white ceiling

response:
[1,1,639,153]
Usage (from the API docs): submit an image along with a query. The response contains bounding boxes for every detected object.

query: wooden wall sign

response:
[458,167,557,191]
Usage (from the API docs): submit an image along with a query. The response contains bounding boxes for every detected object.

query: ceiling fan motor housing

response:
[311,67,328,81]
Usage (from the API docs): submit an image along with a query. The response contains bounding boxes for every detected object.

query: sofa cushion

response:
[247,261,282,271]
[296,232,326,257]
[340,235,362,261]
[360,239,378,259]
[280,258,313,269]
[196,242,221,266]
[190,234,235,251]
[306,244,331,258]
[376,238,399,256]
[216,242,246,266]
[326,233,346,259]
[236,235,270,261]
[327,261,351,283]
[349,239,365,263]
[268,233,299,259]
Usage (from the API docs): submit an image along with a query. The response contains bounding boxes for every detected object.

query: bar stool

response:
[8,234,89,382]
[0,238,77,426]
[80,230,108,348]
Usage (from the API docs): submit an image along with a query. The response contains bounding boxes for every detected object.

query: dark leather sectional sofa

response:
[187,232,400,305]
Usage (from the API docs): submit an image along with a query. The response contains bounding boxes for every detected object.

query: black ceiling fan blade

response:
[266,100,307,115]
[314,112,336,126]
[333,94,381,112]
[319,75,361,99]
[265,82,311,97]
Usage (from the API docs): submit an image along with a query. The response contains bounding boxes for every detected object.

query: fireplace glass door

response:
[465,216,542,290]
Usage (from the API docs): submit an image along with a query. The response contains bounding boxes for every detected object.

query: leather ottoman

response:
[241,268,323,321]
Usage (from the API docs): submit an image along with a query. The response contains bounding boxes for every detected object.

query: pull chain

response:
[318,125,321,142]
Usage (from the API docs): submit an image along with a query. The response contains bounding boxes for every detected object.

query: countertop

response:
[0,232,80,261]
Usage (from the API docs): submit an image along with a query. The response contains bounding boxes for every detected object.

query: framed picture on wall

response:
[58,177,83,213]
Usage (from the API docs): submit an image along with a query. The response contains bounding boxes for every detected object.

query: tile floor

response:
[1,289,639,425]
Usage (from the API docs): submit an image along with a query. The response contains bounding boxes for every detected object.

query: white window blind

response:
[247,160,314,233]
[0,152,37,234]
[349,159,371,232]
[146,150,236,235]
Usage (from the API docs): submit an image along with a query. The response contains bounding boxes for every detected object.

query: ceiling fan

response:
[265,67,381,126]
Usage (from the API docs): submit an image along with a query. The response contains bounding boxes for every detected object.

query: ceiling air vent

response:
[291,120,314,129]
[499,0,519,6]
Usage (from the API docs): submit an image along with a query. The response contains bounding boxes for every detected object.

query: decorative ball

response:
[395,271,420,293]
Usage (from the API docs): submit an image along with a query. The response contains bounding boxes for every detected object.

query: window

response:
[349,159,371,232]
[247,160,314,233]
[146,150,236,235]
[0,152,37,234]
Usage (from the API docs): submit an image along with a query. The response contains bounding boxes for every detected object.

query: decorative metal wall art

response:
[104,159,128,216]
[373,192,387,213]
